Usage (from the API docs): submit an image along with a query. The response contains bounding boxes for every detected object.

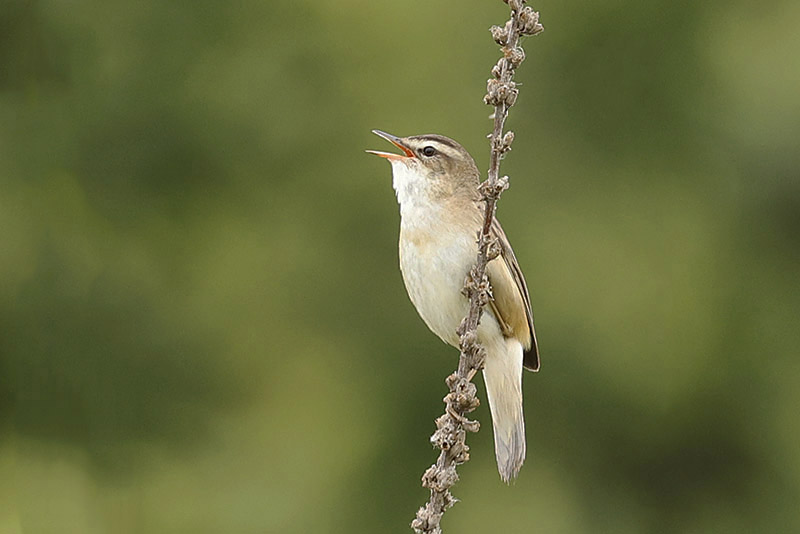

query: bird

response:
[368,129,539,482]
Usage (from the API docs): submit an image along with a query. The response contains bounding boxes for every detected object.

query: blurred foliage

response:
[2,0,799,532]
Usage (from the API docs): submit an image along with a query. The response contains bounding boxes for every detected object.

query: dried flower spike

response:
[412,1,544,532]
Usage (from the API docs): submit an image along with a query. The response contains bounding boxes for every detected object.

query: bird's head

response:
[368,130,480,207]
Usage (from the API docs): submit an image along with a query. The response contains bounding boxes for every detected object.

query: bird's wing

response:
[487,217,540,371]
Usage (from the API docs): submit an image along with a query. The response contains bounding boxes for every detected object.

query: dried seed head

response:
[420,464,459,492]
[487,239,503,261]
[485,79,519,108]
[436,466,459,491]
[468,344,488,372]
[504,84,519,106]
[459,330,478,351]
[491,62,502,79]
[490,24,508,45]
[497,175,510,192]
[502,130,515,151]
[499,80,518,107]
[520,7,544,35]
[477,287,491,307]
[508,46,525,68]
[453,444,470,464]
[484,78,502,106]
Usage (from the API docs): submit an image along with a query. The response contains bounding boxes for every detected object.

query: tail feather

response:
[482,338,526,483]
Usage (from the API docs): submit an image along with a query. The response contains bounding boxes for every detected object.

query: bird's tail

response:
[482,337,526,483]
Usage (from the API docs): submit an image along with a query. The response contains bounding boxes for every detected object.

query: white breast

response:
[390,159,502,348]
[399,221,475,347]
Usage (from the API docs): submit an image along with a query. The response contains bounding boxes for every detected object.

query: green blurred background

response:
[2,0,799,532]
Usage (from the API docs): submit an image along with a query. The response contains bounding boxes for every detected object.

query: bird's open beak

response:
[366,130,415,160]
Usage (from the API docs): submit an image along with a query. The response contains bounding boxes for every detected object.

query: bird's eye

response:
[421,146,437,157]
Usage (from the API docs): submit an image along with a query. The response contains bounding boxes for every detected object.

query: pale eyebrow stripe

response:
[409,135,462,151]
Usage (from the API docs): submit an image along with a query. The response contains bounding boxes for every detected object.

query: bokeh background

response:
[2,0,799,532]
